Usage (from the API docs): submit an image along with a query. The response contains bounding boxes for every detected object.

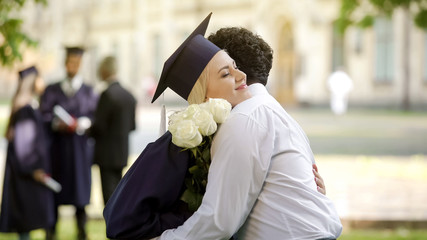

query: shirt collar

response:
[248,83,269,96]
[70,75,83,90]
[61,75,83,97]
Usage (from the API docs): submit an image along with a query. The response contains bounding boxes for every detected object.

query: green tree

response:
[0,0,47,67]
[336,0,427,110]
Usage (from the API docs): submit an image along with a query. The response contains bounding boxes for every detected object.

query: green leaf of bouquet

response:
[190,148,198,157]
[189,165,199,174]
[180,189,203,212]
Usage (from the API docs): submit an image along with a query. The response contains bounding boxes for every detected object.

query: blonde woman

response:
[0,67,55,240]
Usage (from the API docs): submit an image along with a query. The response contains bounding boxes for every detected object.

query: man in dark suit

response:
[89,56,137,205]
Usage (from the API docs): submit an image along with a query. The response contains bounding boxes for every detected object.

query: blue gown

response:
[103,131,193,239]
[39,83,98,207]
[0,105,55,232]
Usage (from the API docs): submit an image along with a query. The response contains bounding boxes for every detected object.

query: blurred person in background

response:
[0,66,55,240]
[39,47,98,240]
[88,56,136,205]
[327,67,354,115]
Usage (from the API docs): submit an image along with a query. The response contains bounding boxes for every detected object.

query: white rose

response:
[168,110,185,125]
[169,119,202,148]
[183,104,201,119]
[194,108,217,136]
[203,98,232,123]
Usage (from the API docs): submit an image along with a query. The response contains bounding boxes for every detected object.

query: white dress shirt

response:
[60,75,83,97]
[160,83,342,240]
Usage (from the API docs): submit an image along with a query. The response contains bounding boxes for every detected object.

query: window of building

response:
[331,21,345,71]
[424,32,427,83]
[374,17,394,82]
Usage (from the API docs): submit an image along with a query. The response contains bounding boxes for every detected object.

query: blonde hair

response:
[187,64,209,104]
[5,72,38,140]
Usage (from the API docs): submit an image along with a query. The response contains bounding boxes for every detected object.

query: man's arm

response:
[160,110,274,239]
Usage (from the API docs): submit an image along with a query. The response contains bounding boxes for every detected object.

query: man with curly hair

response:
[208,27,326,194]
[180,27,340,239]
[208,27,273,87]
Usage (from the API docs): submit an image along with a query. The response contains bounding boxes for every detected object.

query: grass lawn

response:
[339,229,427,240]
[0,218,106,240]
[1,218,427,239]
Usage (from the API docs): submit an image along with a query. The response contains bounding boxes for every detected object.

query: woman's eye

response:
[233,61,238,69]
[222,72,230,78]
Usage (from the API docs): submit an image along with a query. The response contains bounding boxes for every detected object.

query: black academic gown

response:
[40,82,98,207]
[0,105,55,233]
[103,131,193,240]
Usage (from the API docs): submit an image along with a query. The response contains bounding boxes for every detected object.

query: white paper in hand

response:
[42,175,62,193]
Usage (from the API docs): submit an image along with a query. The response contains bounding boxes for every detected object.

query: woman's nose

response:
[235,68,246,82]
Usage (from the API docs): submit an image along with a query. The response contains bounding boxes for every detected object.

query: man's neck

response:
[105,75,117,84]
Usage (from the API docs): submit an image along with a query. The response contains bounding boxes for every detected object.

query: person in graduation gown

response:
[39,47,98,240]
[0,66,55,240]
[88,56,137,205]
[102,15,218,239]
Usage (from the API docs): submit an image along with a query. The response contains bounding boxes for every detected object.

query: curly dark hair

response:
[208,27,273,86]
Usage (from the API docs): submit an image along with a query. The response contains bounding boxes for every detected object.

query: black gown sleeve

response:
[103,131,193,240]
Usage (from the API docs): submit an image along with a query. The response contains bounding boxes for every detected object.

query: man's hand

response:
[313,164,326,195]
[52,117,76,133]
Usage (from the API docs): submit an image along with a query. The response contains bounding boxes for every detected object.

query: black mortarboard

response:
[18,66,38,80]
[151,13,221,103]
[66,46,85,56]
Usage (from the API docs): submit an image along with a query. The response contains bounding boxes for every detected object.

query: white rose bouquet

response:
[168,98,232,211]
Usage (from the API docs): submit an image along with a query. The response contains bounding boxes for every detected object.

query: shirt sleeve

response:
[160,108,275,239]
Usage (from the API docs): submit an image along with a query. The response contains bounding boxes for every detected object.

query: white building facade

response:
[1,0,426,109]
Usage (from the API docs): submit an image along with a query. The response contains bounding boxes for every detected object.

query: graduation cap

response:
[151,13,221,103]
[66,46,85,56]
[18,66,38,80]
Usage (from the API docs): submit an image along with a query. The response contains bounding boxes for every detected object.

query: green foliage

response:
[414,9,427,28]
[336,0,359,33]
[337,0,427,33]
[0,0,47,67]
[181,135,213,212]
[357,15,375,27]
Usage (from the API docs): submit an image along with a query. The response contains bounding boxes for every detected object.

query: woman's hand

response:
[313,164,326,195]
[32,169,47,183]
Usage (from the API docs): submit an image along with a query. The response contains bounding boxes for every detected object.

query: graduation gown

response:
[103,131,193,240]
[40,82,98,207]
[0,105,55,232]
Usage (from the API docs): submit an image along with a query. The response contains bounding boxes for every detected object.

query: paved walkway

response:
[1,105,427,227]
